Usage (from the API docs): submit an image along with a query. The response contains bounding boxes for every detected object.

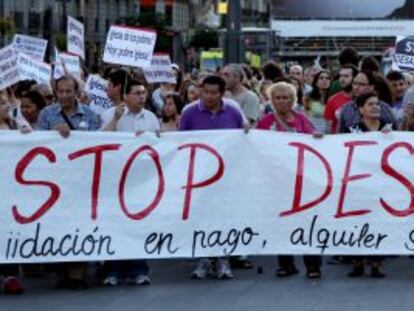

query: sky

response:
[271,0,407,18]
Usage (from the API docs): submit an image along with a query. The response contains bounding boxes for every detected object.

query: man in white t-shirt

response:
[101,79,158,287]
[103,79,160,133]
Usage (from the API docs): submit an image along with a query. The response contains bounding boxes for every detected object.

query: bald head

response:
[289,65,304,81]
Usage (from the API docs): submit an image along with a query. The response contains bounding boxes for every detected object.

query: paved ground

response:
[2,256,414,311]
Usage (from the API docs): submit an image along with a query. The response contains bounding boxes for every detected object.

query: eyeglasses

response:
[318,76,331,80]
[45,94,54,100]
[352,81,369,87]
[128,91,146,96]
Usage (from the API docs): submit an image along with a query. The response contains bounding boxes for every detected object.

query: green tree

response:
[0,17,15,45]
[54,33,67,52]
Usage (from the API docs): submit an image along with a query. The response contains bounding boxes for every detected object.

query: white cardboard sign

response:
[143,53,177,84]
[0,45,20,90]
[13,34,48,61]
[54,52,81,79]
[67,16,85,60]
[103,25,157,68]
[18,53,51,86]
[85,74,112,113]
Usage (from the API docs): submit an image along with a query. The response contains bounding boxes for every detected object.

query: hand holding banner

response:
[103,25,157,68]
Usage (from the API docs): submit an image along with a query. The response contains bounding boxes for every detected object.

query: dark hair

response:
[309,70,331,103]
[55,75,79,92]
[355,92,378,108]
[13,80,37,98]
[262,61,284,82]
[360,56,380,73]
[20,90,46,111]
[181,80,198,104]
[125,79,146,95]
[375,74,393,105]
[357,70,377,86]
[341,64,358,78]
[201,75,226,94]
[107,69,130,98]
[339,47,359,66]
[172,66,183,92]
[386,70,405,82]
[162,93,183,122]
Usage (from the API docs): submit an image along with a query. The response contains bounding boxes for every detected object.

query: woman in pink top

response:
[257,82,315,134]
[256,81,322,279]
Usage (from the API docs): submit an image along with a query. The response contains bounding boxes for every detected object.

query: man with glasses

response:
[101,79,158,286]
[102,79,159,133]
[338,71,396,133]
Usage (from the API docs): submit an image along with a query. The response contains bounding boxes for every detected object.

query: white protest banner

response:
[18,53,51,86]
[54,52,81,79]
[67,16,85,60]
[85,74,112,114]
[103,25,157,68]
[392,36,414,71]
[271,20,414,37]
[0,45,20,90]
[4,130,414,264]
[13,34,48,61]
[143,53,177,84]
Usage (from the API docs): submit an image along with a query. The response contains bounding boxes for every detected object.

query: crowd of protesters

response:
[2,46,414,294]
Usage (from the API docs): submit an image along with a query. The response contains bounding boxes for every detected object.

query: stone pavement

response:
[2,256,414,311]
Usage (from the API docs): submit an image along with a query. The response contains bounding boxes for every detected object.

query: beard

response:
[343,84,353,93]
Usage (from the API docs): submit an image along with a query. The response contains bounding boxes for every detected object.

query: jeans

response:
[104,260,149,279]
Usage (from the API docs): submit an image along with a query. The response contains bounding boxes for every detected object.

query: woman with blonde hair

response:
[257,81,322,279]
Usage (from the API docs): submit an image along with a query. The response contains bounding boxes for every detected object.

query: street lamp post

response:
[224,0,242,65]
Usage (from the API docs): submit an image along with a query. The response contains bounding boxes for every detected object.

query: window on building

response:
[28,12,41,34]
[13,11,24,31]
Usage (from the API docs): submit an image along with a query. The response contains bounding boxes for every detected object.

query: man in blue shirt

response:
[37,75,101,136]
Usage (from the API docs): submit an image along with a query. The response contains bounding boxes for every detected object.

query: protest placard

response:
[393,36,414,71]
[143,53,177,84]
[67,16,85,60]
[2,130,414,263]
[54,52,82,79]
[18,53,51,86]
[13,34,48,62]
[103,25,157,68]
[85,74,112,114]
[0,44,20,90]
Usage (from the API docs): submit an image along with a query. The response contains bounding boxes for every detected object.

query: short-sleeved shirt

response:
[225,89,260,122]
[324,91,352,133]
[256,111,315,134]
[339,99,396,133]
[104,106,160,132]
[37,102,101,130]
[179,100,244,130]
